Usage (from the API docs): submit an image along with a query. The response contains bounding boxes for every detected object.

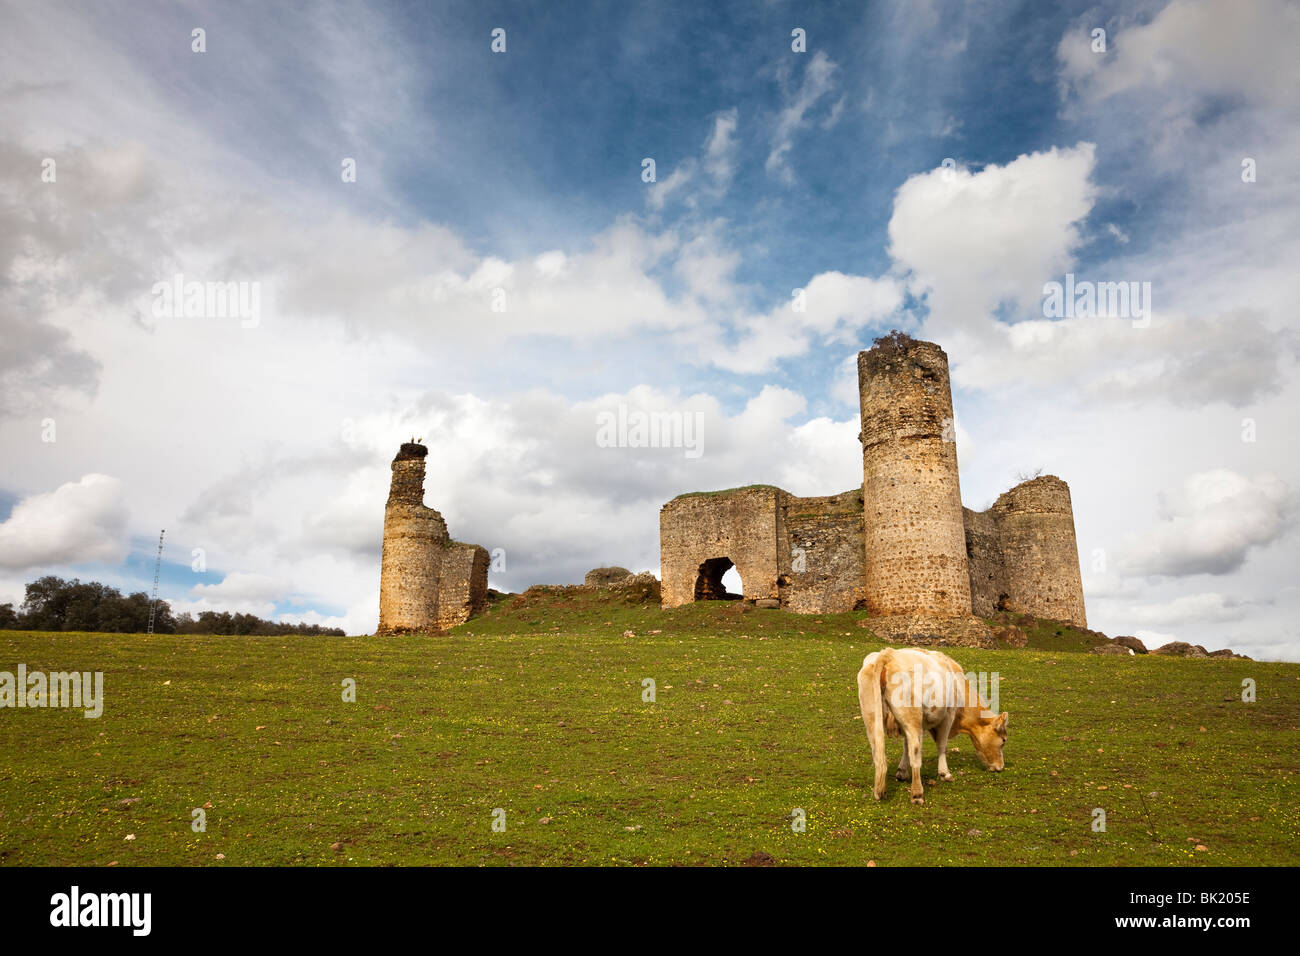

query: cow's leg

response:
[907,728,925,804]
[896,734,911,782]
[934,716,955,783]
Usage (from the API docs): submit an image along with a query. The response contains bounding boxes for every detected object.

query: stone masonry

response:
[858,338,971,617]
[659,335,1087,628]
[377,442,489,634]
[964,475,1086,625]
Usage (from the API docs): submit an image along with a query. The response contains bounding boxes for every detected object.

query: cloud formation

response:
[1122,470,1292,577]
[0,474,128,570]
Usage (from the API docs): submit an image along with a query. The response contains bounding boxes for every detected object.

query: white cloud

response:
[888,144,1098,334]
[190,572,285,605]
[0,474,128,569]
[1125,591,1263,627]
[1122,470,1292,577]
[645,164,695,212]
[949,309,1295,408]
[1058,0,1300,110]
[704,108,739,188]
[767,51,839,183]
[712,271,904,374]
[648,108,742,213]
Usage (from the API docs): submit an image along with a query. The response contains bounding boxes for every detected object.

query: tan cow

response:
[857,647,1008,804]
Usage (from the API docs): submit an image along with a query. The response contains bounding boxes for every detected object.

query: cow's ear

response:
[996,712,1009,735]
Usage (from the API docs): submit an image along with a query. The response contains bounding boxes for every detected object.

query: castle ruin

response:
[377,442,489,634]
[659,335,1087,627]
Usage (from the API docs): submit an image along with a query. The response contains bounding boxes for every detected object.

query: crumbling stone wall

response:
[778,489,868,613]
[377,442,489,634]
[659,487,782,608]
[585,567,633,587]
[963,506,1007,618]
[986,475,1087,627]
[857,339,971,616]
[656,337,1087,627]
[434,542,490,630]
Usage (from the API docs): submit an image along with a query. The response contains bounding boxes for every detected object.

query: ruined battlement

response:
[378,441,489,634]
[659,335,1087,628]
[858,336,971,617]
[857,337,955,448]
[981,474,1086,627]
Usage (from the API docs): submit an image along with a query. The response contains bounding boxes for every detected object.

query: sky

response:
[0,0,1297,659]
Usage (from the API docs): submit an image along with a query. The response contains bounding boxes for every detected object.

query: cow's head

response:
[969,712,1009,771]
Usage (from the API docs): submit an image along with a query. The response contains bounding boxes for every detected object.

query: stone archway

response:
[694,557,743,601]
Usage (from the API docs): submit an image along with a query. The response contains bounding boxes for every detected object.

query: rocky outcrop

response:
[584,567,633,587]
[1151,641,1209,658]
[1112,635,1147,654]
[859,614,997,650]
[991,624,1027,648]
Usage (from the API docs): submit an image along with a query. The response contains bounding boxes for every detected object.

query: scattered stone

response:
[1151,642,1209,658]
[585,567,633,588]
[743,851,775,867]
[864,614,997,650]
[1112,635,1147,654]
[992,624,1027,648]
[1090,644,1133,656]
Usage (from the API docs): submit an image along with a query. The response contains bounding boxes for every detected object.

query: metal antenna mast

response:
[147,529,165,635]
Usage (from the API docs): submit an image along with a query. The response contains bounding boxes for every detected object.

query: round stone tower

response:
[858,336,972,617]
[992,475,1087,627]
[378,442,449,634]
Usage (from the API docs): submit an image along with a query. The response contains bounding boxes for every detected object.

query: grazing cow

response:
[857,647,1008,804]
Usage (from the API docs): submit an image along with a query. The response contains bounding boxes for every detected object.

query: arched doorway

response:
[695,557,743,601]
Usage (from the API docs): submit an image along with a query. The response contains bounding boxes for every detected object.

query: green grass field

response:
[1,591,1296,866]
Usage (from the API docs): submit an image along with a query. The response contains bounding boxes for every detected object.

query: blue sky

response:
[1,0,1298,657]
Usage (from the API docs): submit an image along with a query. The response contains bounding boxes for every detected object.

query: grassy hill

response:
[1,592,1295,866]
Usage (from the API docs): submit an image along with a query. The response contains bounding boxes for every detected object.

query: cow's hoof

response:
[940,772,954,782]
[896,769,909,781]
[873,787,885,800]
[910,794,924,805]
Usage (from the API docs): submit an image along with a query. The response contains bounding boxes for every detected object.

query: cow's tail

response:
[857,650,890,800]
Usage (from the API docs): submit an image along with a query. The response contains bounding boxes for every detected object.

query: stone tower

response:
[378,441,489,634]
[857,337,972,617]
[990,475,1087,627]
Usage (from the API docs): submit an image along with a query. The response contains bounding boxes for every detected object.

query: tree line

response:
[0,576,346,636]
